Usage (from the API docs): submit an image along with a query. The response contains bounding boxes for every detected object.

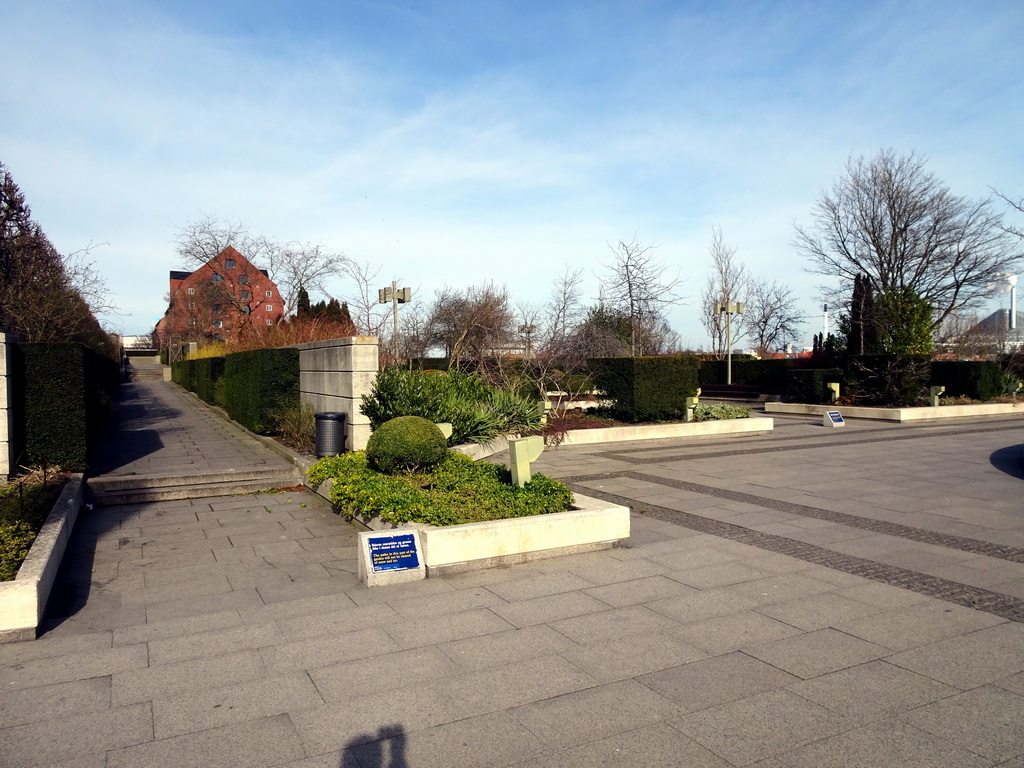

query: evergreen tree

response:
[296,286,311,317]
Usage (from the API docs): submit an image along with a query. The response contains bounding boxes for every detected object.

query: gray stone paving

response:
[2,386,1024,766]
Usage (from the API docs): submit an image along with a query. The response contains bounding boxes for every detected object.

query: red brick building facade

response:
[154,246,285,347]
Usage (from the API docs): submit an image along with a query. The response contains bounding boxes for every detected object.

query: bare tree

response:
[700,227,749,357]
[426,282,515,369]
[339,257,394,337]
[601,236,684,356]
[743,280,805,356]
[993,189,1024,240]
[796,150,1020,329]
[174,214,348,314]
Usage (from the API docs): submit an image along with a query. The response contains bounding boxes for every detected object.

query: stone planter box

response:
[0,474,84,642]
[355,492,630,578]
[766,401,1024,422]
[452,417,773,459]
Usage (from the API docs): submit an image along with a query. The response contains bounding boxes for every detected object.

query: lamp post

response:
[716,301,744,385]
[378,282,412,363]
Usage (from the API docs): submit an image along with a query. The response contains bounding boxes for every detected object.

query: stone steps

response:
[86,466,303,506]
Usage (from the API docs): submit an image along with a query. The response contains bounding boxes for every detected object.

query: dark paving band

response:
[565,469,1024,564]
[568,483,1024,623]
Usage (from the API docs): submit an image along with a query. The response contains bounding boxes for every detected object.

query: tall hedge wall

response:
[222,348,300,434]
[930,361,1004,401]
[785,368,844,404]
[193,356,226,405]
[587,355,700,421]
[698,358,790,389]
[18,342,118,469]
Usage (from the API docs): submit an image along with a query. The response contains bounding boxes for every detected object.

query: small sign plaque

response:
[368,533,420,572]
[824,410,845,428]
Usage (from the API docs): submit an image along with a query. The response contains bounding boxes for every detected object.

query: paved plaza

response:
[1,380,1023,766]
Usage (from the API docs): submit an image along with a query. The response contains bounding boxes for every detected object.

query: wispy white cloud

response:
[2,0,1022,341]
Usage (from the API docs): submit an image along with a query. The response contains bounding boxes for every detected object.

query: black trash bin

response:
[315,412,347,457]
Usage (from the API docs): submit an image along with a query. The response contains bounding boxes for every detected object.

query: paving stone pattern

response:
[2,384,1024,766]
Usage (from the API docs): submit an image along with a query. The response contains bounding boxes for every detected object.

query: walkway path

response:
[87,381,301,502]
[1,388,1023,766]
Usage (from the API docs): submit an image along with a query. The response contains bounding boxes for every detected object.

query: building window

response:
[239,275,249,285]
[188,302,195,309]
[213,319,223,329]
[188,317,195,326]
[266,304,273,312]
[212,304,222,314]
[266,319,273,326]
[265,290,272,298]
[212,274,223,283]
[225,259,236,270]
[188,287,195,295]
[243,307,251,315]
[240,290,250,300]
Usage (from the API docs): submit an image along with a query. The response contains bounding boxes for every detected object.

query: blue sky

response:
[3,0,1022,345]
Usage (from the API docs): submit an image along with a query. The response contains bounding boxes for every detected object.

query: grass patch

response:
[308,451,573,527]
[0,471,68,581]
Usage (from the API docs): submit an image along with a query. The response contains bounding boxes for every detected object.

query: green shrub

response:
[272,401,316,453]
[846,355,931,406]
[361,367,543,445]
[930,361,1004,402]
[307,451,573,526]
[0,476,64,581]
[366,416,449,474]
[587,355,700,422]
[693,403,751,421]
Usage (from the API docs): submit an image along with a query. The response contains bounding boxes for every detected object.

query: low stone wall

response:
[0,474,84,642]
[766,401,1024,422]
[555,417,773,446]
[294,336,378,451]
[353,493,631,581]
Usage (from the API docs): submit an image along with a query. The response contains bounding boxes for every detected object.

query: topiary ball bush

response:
[366,416,449,474]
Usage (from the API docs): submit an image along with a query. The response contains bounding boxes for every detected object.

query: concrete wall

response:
[0,334,20,479]
[295,336,378,451]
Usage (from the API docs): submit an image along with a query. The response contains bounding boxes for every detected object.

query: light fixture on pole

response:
[716,301,744,385]
[378,282,412,362]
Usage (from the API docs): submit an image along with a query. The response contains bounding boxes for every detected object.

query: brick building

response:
[154,246,285,347]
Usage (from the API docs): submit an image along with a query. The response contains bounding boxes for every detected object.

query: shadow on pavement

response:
[343,724,410,767]
[990,444,1024,480]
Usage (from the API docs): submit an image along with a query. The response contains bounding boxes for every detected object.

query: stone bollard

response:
[509,435,544,487]
[826,382,840,403]
[929,385,945,407]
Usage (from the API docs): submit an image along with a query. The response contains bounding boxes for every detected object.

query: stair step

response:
[88,466,298,493]
[87,473,303,505]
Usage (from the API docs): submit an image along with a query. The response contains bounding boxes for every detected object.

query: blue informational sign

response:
[368,533,420,573]
[827,411,844,424]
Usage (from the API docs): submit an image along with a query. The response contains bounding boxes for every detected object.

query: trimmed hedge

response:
[786,368,844,404]
[587,355,700,422]
[18,343,119,469]
[930,361,1004,401]
[698,358,790,389]
[193,356,225,405]
[222,348,299,434]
